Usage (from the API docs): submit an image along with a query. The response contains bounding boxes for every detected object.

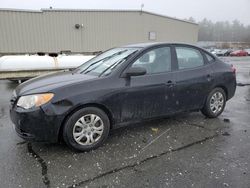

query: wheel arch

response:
[202,85,228,109]
[213,85,228,100]
[58,103,114,142]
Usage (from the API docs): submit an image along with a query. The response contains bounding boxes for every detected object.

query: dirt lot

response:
[0,57,250,188]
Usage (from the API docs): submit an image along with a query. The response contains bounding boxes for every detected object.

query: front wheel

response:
[63,107,110,151]
[201,88,226,118]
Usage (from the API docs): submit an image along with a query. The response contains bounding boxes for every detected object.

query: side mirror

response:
[123,67,146,77]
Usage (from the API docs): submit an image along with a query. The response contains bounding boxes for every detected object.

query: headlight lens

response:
[17,93,54,109]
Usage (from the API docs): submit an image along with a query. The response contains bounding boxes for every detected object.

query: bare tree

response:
[191,18,250,42]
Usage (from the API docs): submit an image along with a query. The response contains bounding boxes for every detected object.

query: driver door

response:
[120,46,176,122]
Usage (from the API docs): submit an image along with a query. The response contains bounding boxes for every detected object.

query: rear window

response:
[176,47,204,70]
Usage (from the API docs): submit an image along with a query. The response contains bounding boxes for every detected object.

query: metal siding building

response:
[0,9,199,54]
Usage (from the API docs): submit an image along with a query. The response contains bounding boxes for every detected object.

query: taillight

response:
[231,64,236,75]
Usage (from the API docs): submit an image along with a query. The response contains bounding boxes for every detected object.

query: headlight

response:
[17,93,54,109]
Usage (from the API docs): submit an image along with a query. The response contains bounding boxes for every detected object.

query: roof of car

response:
[123,42,197,48]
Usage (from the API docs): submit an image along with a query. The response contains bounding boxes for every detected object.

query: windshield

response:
[75,47,140,77]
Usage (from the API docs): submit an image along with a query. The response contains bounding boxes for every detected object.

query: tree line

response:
[186,17,250,42]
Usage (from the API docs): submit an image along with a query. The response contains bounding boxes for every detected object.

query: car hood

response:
[15,71,97,96]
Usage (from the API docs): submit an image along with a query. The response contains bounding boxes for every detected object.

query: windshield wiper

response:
[80,50,128,74]
[80,56,109,74]
[98,59,125,77]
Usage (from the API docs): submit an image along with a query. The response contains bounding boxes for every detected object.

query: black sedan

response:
[10,43,236,151]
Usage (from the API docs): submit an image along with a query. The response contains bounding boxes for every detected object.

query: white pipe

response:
[0,54,95,71]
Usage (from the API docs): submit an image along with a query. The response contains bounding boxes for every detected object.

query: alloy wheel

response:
[209,91,224,114]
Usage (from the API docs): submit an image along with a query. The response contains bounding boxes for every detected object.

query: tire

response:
[201,88,226,118]
[63,107,110,151]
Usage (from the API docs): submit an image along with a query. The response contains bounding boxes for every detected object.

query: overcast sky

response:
[1,0,250,25]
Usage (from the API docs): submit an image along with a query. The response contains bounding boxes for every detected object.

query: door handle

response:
[166,80,175,87]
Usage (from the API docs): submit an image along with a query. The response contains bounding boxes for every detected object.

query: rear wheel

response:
[201,88,226,118]
[63,107,110,151]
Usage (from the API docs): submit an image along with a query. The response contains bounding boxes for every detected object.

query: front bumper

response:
[10,104,64,143]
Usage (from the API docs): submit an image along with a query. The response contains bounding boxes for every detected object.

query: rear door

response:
[172,45,212,112]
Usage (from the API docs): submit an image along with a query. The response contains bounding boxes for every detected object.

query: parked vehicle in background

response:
[223,49,233,56]
[210,49,232,56]
[230,50,248,56]
[10,43,237,151]
[211,49,219,56]
[245,49,250,56]
[215,49,227,56]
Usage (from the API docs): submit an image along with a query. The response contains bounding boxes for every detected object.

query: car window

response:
[176,47,204,70]
[132,47,171,74]
[205,53,215,63]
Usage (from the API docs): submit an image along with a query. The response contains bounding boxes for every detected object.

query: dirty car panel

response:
[9,43,236,145]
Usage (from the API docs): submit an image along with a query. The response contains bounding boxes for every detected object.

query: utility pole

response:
[140,4,144,15]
